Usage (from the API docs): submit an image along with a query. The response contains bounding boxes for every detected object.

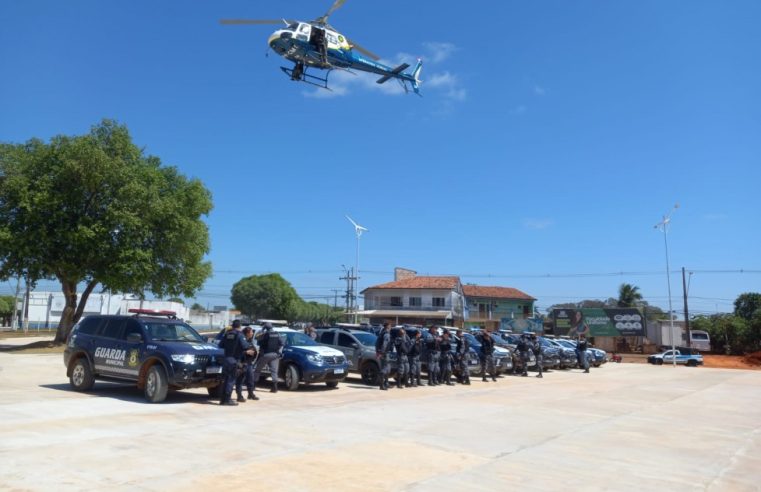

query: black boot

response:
[236,393,246,403]
[248,391,259,400]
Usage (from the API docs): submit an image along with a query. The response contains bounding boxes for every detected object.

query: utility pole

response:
[331,289,341,309]
[23,275,30,333]
[682,267,691,349]
[339,267,357,321]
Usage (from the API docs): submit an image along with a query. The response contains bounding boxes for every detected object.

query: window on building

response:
[409,297,421,307]
[390,296,402,307]
[432,297,446,307]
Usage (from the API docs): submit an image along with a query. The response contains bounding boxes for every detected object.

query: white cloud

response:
[523,218,554,230]
[422,42,458,64]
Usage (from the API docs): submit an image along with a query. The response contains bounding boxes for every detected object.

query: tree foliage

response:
[190,302,205,311]
[617,283,643,307]
[734,292,761,321]
[231,273,345,324]
[690,292,761,354]
[0,120,213,342]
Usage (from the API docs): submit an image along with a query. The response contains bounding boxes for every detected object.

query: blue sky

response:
[1,0,759,316]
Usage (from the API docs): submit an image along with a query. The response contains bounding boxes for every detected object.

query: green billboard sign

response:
[552,308,645,337]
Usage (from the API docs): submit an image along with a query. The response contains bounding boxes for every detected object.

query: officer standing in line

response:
[408,330,423,387]
[251,322,285,395]
[531,333,544,379]
[394,328,411,388]
[517,333,531,377]
[426,326,441,386]
[220,320,255,406]
[376,322,392,390]
[235,326,259,401]
[478,329,497,382]
[577,334,590,373]
[455,329,471,385]
[438,330,454,385]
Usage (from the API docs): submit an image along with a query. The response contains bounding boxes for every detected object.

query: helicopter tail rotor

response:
[411,58,423,95]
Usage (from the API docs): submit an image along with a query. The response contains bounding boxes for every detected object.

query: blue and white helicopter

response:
[221,0,422,94]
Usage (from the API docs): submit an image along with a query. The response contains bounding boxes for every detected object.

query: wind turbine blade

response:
[345,215,359,228]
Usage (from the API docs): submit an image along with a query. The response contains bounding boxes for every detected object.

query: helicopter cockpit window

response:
[299,24,310,33]
[287,22,299,30]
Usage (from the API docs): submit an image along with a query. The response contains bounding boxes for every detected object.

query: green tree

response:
[0,295,14,326]
[0,120,213,343]
[167,297,184,304]
[734,292,761,321]
[190,302,205,311]
[231,274,299,320]
[617,283,643,308]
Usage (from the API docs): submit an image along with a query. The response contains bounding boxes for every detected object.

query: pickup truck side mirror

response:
[351,343,359,349]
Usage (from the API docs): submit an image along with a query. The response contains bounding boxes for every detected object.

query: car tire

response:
[360,361,380,386]
[325,381,339,388]
[207,384,223,398]
[284,364,300,391]
[145,365,169,403]
[687,360,697,367]
[69,357,95,391]
[656,359,664,365]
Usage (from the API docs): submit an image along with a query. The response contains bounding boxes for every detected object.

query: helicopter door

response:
[296,23,310,42]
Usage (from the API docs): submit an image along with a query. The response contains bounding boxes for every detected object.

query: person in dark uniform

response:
[425,326,441,386]
[235,326,259,401]
[376,323,392,390]
[221,320,255,406]
[251,322,285,395]
[478,329,497,382]
[439,330,454,385]
[517,333,531,377]
[394,328,411,388]
[531,333,544,379]
[408,330,423,387]
[577,334,590,373]
[455,329,471,385]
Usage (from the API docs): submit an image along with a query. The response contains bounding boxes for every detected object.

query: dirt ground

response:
[704,354,761,370]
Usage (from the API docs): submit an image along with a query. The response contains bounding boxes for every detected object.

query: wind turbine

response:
[346,215,368,322]
[655,203,679,367]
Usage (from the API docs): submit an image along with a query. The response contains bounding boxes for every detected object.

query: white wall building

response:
[17,291,230,331]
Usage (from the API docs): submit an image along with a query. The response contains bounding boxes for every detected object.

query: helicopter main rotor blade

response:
[347,38,380,61]
[315,0,347,24]
[219,19,287,25]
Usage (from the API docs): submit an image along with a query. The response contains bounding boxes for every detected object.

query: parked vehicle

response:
[64,309,225,403]
[316,327,394,385]
[254,326,349,390]
[648,349,704,367]
[689,330,711,352]
[461,332,512,374]
[544,338,578,369]
[500,333,541,373]
[555,339,601,367]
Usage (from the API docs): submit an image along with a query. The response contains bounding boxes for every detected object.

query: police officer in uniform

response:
[577,334,590,373]
[478,329,497,382]
[408,330,423,387]
[425,326,441,386]
[235,326,259,401]
[251,322,285,395]
[394,328,411,388]
[376,323,392,390]
[221,320,255,406]
[439,330,454,385]
[517,333,531,377]
[455,329,471,385]
[531,333,544,379]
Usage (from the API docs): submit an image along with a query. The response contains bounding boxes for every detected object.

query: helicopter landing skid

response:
[280,65,332,91]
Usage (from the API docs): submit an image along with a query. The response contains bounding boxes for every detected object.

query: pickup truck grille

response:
[323,355,346,365]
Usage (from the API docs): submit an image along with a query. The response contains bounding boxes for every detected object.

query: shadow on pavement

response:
[39,383,217,405]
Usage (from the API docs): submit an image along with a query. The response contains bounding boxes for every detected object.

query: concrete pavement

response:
[0,353,759,491]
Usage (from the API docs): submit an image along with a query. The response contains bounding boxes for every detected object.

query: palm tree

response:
[617,283,643,307]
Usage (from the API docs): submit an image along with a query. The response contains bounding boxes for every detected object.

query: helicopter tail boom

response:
[375,59,422,95]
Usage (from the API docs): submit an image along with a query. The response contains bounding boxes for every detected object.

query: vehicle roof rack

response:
[128,308,177,319]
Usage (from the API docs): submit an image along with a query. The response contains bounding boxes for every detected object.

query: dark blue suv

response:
[64,310,224,403]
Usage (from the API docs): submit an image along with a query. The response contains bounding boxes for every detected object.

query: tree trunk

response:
[54,279,99,344]
[54,280,78,344]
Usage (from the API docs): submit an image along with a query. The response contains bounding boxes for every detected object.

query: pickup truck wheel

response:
[325,381,339,388]
[360,361,380,386]
[284,364,300,391]
[145,365,169,403]
[686,360,697,367]
[656,359,664,365]
[207,384,223,398]
[70,358,95,391]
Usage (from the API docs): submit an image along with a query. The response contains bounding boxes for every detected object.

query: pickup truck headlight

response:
[306,353,325,365]
[171,354,195,364]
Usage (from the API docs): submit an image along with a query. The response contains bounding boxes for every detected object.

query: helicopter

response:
[221,0,422,94]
